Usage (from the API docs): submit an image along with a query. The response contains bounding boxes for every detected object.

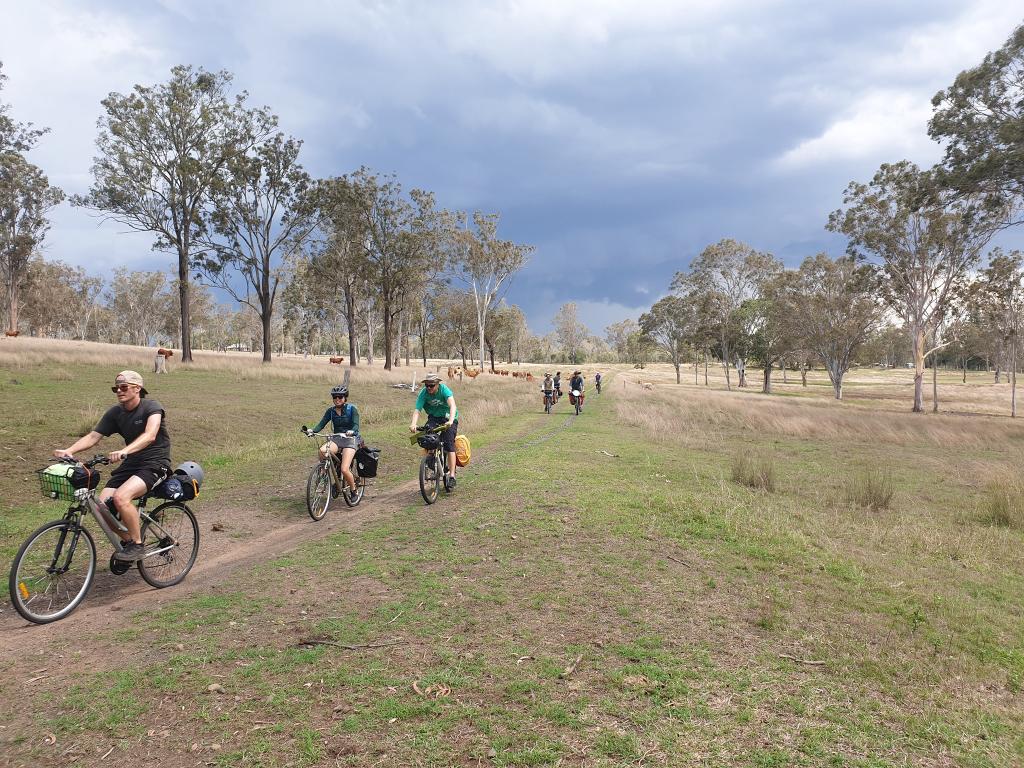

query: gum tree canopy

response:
[930,23,1024,223]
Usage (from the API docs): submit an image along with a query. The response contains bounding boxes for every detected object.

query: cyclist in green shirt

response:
[409,373,459,490]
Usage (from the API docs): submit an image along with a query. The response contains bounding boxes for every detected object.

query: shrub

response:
[731,451,776,492]
[845,469,894,511]
[982,476,1024,529]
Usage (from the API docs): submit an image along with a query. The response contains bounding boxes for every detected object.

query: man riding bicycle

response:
[53,370,170,562]
[409,373,459,490]
[595,372,602,394]
[541,372,555,413]
[553,371,562,401]
[569,370,585,412]
[307,385,360,498]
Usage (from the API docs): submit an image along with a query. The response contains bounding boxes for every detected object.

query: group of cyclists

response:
[51,369,462,559]
[541,370,601,413]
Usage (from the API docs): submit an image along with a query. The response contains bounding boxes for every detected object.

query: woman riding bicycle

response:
[307,385,360,497]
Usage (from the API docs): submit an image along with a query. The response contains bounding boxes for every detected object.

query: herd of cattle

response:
[447,366,534,382]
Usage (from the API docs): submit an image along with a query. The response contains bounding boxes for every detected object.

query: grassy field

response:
[1,338,1023,767]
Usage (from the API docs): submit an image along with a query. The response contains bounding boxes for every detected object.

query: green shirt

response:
[415,382,458,420]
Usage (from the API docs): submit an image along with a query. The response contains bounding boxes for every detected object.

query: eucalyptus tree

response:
[786,254,881,400]
[828,161,1002,412]
[605,318,638,363]
[0,154,63,333]
[639,295,692,384]
[74,65,275,361]
[975,249,1024,416]
[349,168,439,370]
[553,302,587,365]
[434,288,477,368]
[448,211,532,374]
[929,23,1024,226]
[20,260,103,339]
[105,268,169,346]
[193,131,317,362]
[672,239,780,389]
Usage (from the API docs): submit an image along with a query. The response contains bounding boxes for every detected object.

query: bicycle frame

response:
[307,432,350,486]
[70,490,177,559]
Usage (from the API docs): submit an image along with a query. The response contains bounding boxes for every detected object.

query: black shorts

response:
[105,463,170,492]
[426,416,458,453]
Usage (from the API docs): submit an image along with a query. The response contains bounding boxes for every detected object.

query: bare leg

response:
[340,447,357,492]
[108,475,147,544]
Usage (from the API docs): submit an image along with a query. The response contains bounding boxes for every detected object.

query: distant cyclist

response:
[569,370,585,412]
[541,372,555,414]
[307,385,360,498]
[595,371,602,394]
[553,371,562,402]
[409,373,459,491]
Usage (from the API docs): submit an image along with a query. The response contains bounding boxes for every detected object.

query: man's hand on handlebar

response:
[108,450,128,463]
[53,448,74,460]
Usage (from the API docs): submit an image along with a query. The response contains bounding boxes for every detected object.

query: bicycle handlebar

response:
[57,454,110,469]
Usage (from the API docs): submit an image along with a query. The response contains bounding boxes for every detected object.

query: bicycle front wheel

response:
[138,502,200,588]
[419,453,440,504]
[306,461,332,521]
[9,519,96,624]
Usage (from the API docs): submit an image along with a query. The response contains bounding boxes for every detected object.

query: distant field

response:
[1,338,1022,767]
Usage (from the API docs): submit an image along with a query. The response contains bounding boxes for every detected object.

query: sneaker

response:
[445,474,456,492]
[113,541,146,562]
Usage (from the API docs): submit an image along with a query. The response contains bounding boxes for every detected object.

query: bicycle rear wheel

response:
[344,473,365,507]
[306,461,332,521]
[9,519,96,624]
[419,453,440,504]
[138,502,200,588]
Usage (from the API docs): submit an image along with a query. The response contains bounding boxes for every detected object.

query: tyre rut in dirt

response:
[306,462,332,521]
[419,454,440,504]
[138,502,200,588]
[9,520,97,624]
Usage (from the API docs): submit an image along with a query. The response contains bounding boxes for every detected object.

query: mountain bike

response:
[302,429,367,520]
[542,388,554,414]
[411,424,450,505]
[570,389,584,415]
[9,455,200,625]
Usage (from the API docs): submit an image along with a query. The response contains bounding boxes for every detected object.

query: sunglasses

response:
[332,395,346,400]
[425,382,439,388]
[111,384,136,393]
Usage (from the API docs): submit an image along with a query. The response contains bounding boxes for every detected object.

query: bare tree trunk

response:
[178,245,193,363]
[782,358,788,384]
[736,357,747,388]
[364,297,375,366]
[762,364,772,394]
[912,327,926,413]
[344,283,358,367]
[962,356,966,384]
[1013,338,1018,418]
[675,362,681,384]
[704,348,709,386]
[932,354,938,413]
[801,364,808,387]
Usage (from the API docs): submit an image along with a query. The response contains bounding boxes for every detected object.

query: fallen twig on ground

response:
[779,653,826,667]
[295,638,403,651]
[597,450,620,458]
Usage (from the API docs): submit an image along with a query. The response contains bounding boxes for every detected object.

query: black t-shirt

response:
[94,398,171,467]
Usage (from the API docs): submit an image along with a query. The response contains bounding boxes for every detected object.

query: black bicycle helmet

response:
[330,385,349,398]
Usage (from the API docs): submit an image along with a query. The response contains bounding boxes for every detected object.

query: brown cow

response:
[4,330,19,337]
[526,373,534,382]
[329,357,345,364]
[156,348,174,358]
[447,366,455,380]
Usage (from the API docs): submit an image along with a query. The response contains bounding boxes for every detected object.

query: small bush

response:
[846,469,894,511]
[731,451,776,492]
[982,477,1024,529]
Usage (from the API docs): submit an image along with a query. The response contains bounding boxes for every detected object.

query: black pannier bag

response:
[356,446,380,478]
[70,465,101,490]
[417,433,441,451]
